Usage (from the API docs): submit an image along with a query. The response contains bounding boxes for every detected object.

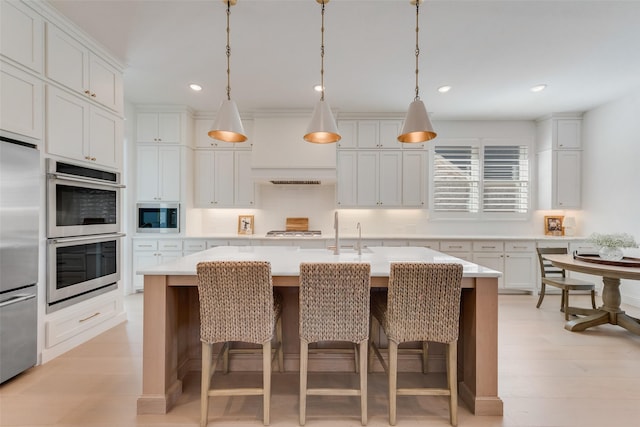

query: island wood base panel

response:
[137,274,503,417]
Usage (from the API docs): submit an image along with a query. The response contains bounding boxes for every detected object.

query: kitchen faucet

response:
[356,222,362,255]
[333,211,339,255]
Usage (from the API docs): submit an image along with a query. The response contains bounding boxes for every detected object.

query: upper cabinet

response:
[45,23,123,114]
[337,119,425,150]
[0,0,43,73]
[136,111,194,145]
[0,61,43,141]
[46,86,122,169]
[537,114,583,209]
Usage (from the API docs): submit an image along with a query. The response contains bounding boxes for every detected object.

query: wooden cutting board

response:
[286,217,309,231]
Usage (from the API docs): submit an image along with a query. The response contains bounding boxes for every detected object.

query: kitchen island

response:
[136,245,503,417]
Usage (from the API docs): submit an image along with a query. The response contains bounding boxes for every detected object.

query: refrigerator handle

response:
[0,294,36,308]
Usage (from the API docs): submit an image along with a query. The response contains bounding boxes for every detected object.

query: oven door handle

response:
[47,172,126,188]
[48,233,126,245]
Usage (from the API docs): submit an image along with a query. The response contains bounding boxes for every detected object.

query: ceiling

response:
[48,0,640,120]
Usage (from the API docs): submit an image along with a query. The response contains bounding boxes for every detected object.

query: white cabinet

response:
[337,119,404,149]
[357,151,402,207]
[46,86,122,168]
[45,24,123,113]
[336,151,358,206]
[402,151,427,207]
[136,112,182,144]
[472,240,536,291]
[136,145,181,201]
[537,115,582,209]
[408,240,440,251]
[1,0,43,73]
[132,239,184,291]
[0,61,43,140]
[439,241,472,262]
[195,149,255,208]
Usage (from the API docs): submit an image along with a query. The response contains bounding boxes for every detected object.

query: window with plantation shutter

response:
[431,139,530,217]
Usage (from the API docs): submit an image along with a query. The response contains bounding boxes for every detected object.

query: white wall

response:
[581,88,640,305]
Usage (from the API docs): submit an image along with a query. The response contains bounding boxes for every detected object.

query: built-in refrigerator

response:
[0,137,40,384]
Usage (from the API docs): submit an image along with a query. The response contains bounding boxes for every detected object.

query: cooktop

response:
[265,230,322,237]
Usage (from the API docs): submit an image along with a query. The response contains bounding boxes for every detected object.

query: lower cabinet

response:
[472,240,536,291]
[132,239,184,291]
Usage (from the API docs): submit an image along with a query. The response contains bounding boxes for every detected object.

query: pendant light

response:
[209,0,247,143]
[304,0,341,144]
[398,0,437,143]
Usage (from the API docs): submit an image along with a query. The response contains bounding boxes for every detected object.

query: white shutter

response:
[433,146,479,213]
[483,145,529,213]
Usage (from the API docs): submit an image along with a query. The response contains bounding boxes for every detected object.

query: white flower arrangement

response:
[587,232,639,248]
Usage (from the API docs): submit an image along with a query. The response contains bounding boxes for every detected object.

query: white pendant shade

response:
[304,99,341,144]
[208,99,247,143]
[398,100,437,143]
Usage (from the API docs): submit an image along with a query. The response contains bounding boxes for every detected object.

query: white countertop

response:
[138,245,502,278]
[132,233,589,241]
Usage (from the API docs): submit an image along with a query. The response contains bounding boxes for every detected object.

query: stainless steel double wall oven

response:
[46,159,124,312]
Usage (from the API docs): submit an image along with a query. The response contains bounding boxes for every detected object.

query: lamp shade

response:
[398,100,437,143]
[208,99,247,143]
[304,99,341,144]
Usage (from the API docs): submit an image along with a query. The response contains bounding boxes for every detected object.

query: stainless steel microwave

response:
[137,203,179,233]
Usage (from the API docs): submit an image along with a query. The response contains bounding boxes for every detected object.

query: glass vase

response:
[598,246,624,261]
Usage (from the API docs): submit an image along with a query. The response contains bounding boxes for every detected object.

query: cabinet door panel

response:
[554,150,581,208]
[0,63,43,140]
[379,120,402,148]
[336,151,357,206]
[158,146,181,201]
[337,120,357,149]
[136,113,159,142]
[158,113,181,143]
[89,54,123,113]
[402,151,426,207]
[89,108,121,168]
[554,119,581,149]
[235,151,254,206]
[472,253,504,288]
[504,253,536,290]
[356,151,378,206]
[46,87,87,161]
[194,150,215,207]
[46,24,88,94]
[1,0,43,73]
[213,151,234,206]
[357,121,378,148]
[136,146,160,201]
[378,152,402,206]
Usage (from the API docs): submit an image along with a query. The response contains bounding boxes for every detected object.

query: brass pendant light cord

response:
[320,1,325,102]
[414,0,420,102]
[225,0,231,101]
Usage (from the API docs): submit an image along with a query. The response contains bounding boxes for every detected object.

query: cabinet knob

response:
[84,90,90,95]
[91,157,96,161]
[85,156,91,160]
[91,93,96,98]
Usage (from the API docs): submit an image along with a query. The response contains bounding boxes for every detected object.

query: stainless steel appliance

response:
[136,203,179,233]
[47,159,123,238]
[0,137,39,384]
[47,233,122,312]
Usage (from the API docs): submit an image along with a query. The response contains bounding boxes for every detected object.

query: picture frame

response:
[544,215,564,236]
[238,215,254,235]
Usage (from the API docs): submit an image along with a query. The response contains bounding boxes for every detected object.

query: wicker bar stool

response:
[370,263,463,426]
[299,262,371,426]
[196,261,283,427]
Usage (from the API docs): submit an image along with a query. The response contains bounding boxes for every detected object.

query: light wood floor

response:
[2,293,640,427]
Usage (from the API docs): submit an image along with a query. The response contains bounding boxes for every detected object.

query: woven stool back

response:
[299,262,371,343]
[387,263,463,344]
[197,261,274,345]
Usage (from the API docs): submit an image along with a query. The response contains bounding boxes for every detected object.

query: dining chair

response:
[196,261,283,426]
[370,262,463,426]
[536,247,597,320]
[298,262,371,426]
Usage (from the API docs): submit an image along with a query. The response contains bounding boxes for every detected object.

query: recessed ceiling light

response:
[313,84,324,92]
[530,84,547,93]
[438,85,452,93]
[189,83,202,91]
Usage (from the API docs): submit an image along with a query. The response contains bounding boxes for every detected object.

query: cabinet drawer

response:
[158,240,183,251]
[505,241,536,252]
[382,240,407,247]
[473,241,504,252]
[46,295,118,348]
[408,240,440,251]
[440,241,471,252]
[133,239,158,250]
[206,239,229,248]
[183,240,206,252]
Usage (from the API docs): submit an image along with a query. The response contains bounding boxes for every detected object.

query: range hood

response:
[251,114,337,184]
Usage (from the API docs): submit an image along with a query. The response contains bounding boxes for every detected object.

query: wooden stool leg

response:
[223,342,230,374]
[299,338,309,426]
[200,342,212,427]
[368,317,378,373]
[536,282,546,308]
[359,340,368,425]
[263,341,271,425]
[354,342,360,373]
[389,340,398,426]
[276,316,284,372]
[448,341,458,427]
